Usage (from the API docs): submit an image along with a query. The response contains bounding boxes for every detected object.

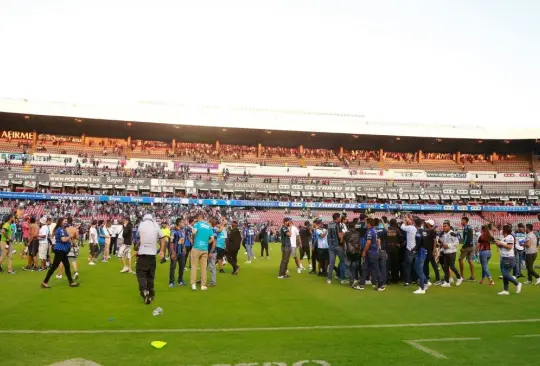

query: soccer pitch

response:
[1,242,540,366]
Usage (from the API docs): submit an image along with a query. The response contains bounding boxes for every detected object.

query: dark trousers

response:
[279,247,291,276]
[312,247,318,272]
[347,253,361,280]
[378,250,387,285]
[526,253,539,282]
[442,252,460,282]
[299,245,310,260]
[185,246,192,267]
[403,249,415,284]
[260,242,269,257]
[109,237,118,255]
[136,255,156,297]
[361,252,382,288]
[386,244,400,283]
[424,250,440,282]
[169,253,186,284]
[227,249,239,272]
[43,250,73,284]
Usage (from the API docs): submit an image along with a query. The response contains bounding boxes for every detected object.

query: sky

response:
[0,0,539,132]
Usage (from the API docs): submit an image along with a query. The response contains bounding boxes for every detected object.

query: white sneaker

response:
[366,280,372,285]
[201,286,208,291]
[352,280,359,287]
[498,290,510,295]
[300,266,305,271]
[297,268,302,274]
[441,282,451,288]
[309,264,313,270]
[516,283,522,294]
[244,252,247,255]
[245,261,252,264]
[73,272,79,279]
[326,279,332,284]
[191,284,196,291]
[56,274,62,279]
[449,277,454,284]
[413,289,426,294]
[129,270,135,274]
[426,281,432,288]
[120,267,129,273]
[101,260,108,263]
[88,262,96,266]
[253,256,256,260]
[456,278,463,287]
[341,280,349,285]
[524,281,533,285]
[278,276,285,279]
[535,278,540,286]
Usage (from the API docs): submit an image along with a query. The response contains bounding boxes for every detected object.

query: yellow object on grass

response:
[151,341,167,349]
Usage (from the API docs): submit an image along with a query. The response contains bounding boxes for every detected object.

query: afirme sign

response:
[1,130,34,140]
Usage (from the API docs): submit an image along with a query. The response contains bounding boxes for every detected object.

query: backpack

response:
[347,231,361,254]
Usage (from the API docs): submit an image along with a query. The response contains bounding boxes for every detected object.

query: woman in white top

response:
[495,224,522,296]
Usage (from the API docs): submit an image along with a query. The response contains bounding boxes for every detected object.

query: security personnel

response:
[135,214,166,305]
[383,219,402,284]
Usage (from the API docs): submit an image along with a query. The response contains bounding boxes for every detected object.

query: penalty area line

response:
[0,318,539,335]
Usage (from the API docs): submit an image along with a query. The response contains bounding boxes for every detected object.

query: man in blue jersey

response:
[169,218,186,287]
[184,218,194,271]
[358,218,384,291]
[191,213,215,291]
[245,223,255,263]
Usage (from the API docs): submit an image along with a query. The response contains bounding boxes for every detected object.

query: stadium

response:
[1,1,540,366]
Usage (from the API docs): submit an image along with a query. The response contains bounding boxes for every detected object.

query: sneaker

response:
[8,271,16,275]
[366,280,372,285]
[535,278,540,286]
[219,269,225,273]
[201,286,208,291]
[479,280,484,285]
[309,271,316,275]
[413,289,426,295]
[129,270,135,274]
[449,277,454,284]
[143,291,151,305]
[341,280,349,285]
[169,283,175,288]
[467,276,476,282]
[426,282,432,288]
[244,252,247,255]
[352,280,359,288]
[278,276,285,279]
[253,256,256,260]
[178,281,186,286]
[297,268,302,274]
[404,283,410,287]
[441,282,451,288]
[120,267,129,273]
[56,274,62,279]
[524,281,533,285]
[434,280,443,286]
[456,278,463,287]
[73,272,79,279]
[326,279,332,284]
[355,285,365,290]
[191,284,196,291]
[489,280,495,286]
[516,283,522,294]
[377,287,386,292]
[88,262,96,266]
[245,261,251,264]
[498,290,510,296]
[498,276,503,279]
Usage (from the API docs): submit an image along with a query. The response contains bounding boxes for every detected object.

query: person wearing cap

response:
[38,216,52,271]
[135,214,166,304]
[423,220,440,285]
[278,217,293,279]
[191,212,215,291]
[226,220,242,275]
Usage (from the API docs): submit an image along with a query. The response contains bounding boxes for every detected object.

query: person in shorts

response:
[38,216,52,270]
[64,216,80,280]
[215,217,227,274]
[119,216,133,273]
[23,217,40,271]
[88,220,99,265]
[459,217,476,281]
[0,214,16,274]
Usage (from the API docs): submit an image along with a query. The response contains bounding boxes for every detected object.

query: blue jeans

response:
[347,254,361,281]
[414,249,427,290]
[403,249,415,284]
[513,249,525,276]
[479,250,492,280]
[500,256,518,291]
[246,244,254,261]
[328,246,348,281]
[361,252,382,287]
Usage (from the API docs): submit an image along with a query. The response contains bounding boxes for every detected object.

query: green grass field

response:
[1,242,540,366]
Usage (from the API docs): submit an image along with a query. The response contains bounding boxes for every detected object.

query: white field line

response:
[513,334,540,338]
[404,337,481,359]
[0,319,538,335]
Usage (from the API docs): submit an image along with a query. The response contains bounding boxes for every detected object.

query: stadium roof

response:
[0,97,539,141]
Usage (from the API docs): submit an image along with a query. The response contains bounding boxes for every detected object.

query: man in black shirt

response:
[327,213,346,284]
[383,219,402,284]
[299,221,312,271]
[278,217,292,279]
[226,221,242,275]
[423,220,440,285]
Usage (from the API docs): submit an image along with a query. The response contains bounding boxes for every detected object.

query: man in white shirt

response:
[290,223,303,273]
[38,216,52,270]
[136,214,166,305]
[439,221,463,288]
[400,215,417,287]
[88,220,99,265]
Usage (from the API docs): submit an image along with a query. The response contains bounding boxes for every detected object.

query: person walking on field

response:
[190,213,215,291]
[226,221,241,275]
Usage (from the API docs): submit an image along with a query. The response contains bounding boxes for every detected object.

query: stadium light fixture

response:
[477,140,483,144]
[311,133,316,136]
[396,137,401,141]
[222,128,227,132]
[127,122,132,127]
[352,135,358,139]
[24,115,30,119]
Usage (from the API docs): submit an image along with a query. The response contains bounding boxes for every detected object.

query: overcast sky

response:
[1,0,539,129]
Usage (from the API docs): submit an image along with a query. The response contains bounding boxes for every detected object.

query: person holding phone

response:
[495,224,522,295]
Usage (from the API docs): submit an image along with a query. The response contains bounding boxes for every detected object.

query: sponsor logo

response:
[469,190,481,195]
[443,189,455,194]
[471,206,482,211]
[456,190,468,195]
[291,184,304,190]
[1,130,34,140]
[426,172,467,179]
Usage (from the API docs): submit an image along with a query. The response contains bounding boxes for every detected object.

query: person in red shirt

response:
[475,225,494,286]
